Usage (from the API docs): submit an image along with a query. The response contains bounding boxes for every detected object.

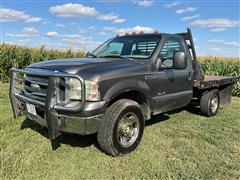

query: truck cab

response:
[9,28,239,156]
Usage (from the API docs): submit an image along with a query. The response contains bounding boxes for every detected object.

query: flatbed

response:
[194,75,238,89]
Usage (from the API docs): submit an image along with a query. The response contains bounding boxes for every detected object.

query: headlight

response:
[68,78,100,101]
[69,78,82,100]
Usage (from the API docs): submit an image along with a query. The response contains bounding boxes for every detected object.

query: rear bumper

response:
[9,67,105,139]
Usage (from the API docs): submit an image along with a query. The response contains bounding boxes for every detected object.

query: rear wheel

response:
[97,99,144,156]
[200,89,220,117]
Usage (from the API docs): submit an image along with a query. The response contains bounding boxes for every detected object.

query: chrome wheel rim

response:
[210,94,218,113]
[117,112,140,148]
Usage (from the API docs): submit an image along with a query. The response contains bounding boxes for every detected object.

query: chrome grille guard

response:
[9,67,86,139]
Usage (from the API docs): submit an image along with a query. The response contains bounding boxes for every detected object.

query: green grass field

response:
[0,83,240,179]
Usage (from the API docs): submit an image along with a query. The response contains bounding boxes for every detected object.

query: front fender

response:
[101,78,152,106]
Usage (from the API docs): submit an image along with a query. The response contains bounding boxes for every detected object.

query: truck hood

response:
[26,58,149,81]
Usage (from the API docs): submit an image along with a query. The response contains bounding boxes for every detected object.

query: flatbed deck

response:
[193,75,239,105]
[193,75,239,89]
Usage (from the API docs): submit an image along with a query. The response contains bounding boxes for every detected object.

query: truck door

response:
[153,37,193,113]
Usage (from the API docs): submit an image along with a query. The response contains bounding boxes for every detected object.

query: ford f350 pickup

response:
[9,28,239,156]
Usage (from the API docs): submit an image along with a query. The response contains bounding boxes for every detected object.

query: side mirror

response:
[173,51,187,69]
[156,57,162,70]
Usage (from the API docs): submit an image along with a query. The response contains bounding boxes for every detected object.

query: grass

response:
[0,83,240,179]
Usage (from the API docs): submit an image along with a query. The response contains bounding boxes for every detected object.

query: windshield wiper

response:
[86,52,98,58]
[99,55,134,60]
[99,55,124,58]
[99,55,142,63]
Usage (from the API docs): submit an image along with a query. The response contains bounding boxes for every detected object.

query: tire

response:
[200,89,220,117]
[97,99,145,156]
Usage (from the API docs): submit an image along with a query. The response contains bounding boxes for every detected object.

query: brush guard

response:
[9,67,86,139]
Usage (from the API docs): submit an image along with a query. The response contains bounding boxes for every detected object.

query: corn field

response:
[0,44,85,82]
[198,56,240,96]
[0,44,239,96]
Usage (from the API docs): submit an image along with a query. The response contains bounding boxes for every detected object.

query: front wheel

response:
[200,89,220,117]
[97,99,145,156]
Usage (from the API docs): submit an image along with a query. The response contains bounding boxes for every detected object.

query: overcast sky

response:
[1,0,240,57]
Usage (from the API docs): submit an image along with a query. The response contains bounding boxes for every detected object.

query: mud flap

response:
[219,83,234,106]
[45,77,61,140]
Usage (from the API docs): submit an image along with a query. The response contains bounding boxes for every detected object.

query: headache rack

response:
[176,28,239,102]
[176,28,198,62]
[176,28,204,81]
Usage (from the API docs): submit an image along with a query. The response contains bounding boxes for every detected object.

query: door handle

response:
[188,71,192,81]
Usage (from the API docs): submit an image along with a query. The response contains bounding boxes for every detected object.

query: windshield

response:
[92,35,161,59]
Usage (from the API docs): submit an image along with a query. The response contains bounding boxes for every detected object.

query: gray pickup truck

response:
[10,28,238,156]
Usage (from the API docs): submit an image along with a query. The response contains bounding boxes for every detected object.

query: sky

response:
[1,0,240,57]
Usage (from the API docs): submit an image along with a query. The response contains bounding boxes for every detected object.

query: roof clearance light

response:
[125,32,129,36]
[132,31,136,35]
[140,31,144,35]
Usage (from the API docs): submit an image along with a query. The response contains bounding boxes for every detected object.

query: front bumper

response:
[9,67,105,139]
[25,110,103,135]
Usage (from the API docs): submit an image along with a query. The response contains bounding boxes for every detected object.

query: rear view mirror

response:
[173,51,187,69]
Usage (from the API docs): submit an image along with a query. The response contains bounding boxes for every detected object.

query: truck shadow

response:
[146,105,202,127]
[20,106,200,151]
[21,118,97,150]
[185,102,202,115]
[145,114,170,126]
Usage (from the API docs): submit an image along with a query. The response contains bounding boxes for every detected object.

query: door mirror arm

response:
[156,57,163,70]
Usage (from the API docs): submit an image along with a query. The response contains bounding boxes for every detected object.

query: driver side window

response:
[160,38,184,68]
